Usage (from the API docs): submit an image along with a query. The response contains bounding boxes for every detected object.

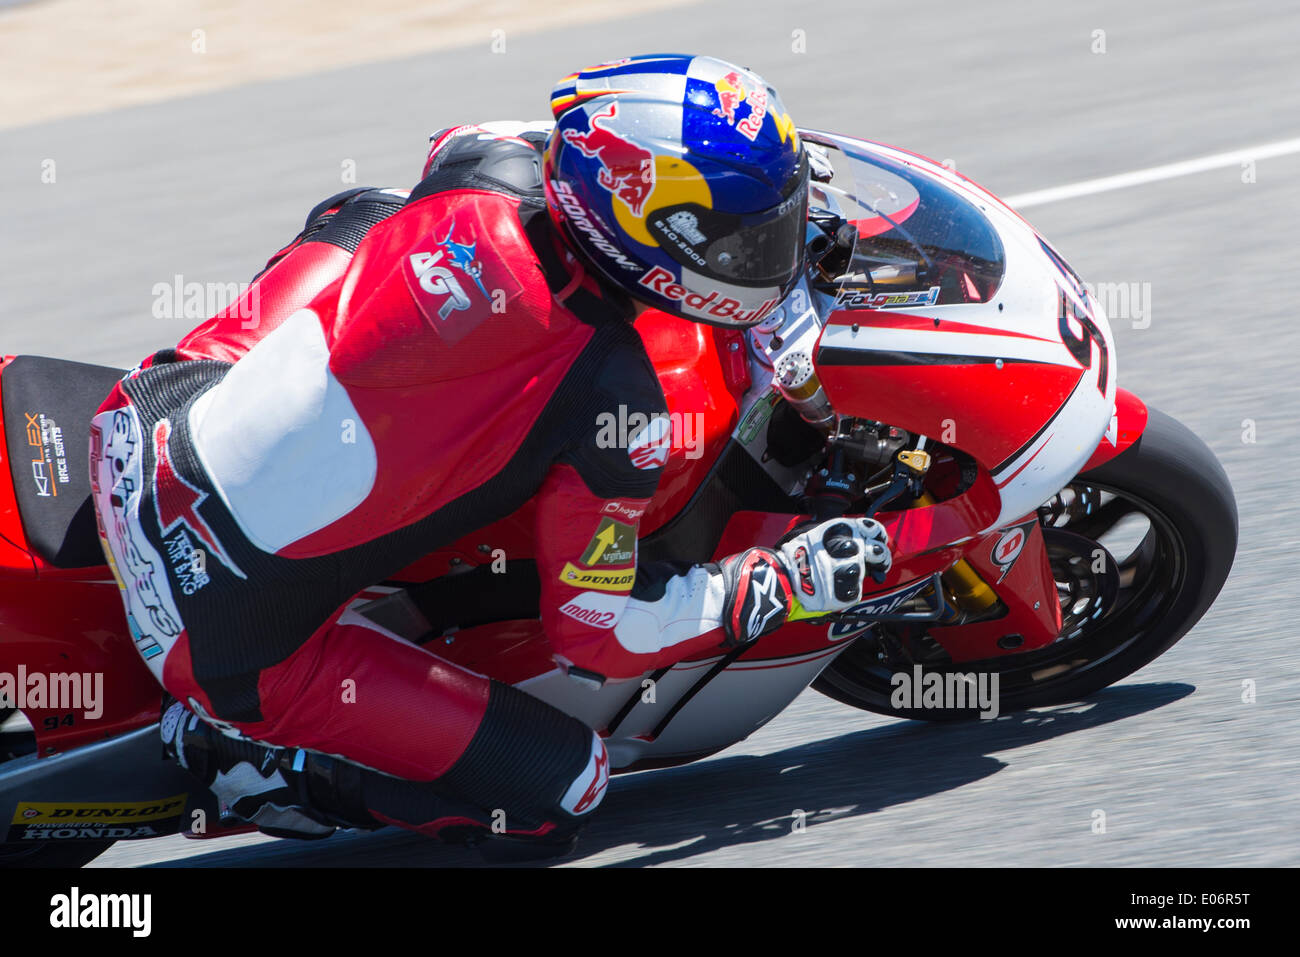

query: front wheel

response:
[813,407,1238,718]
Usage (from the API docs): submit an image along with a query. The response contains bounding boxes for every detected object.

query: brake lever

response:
[788,447,940,625]
[862,449,931,519]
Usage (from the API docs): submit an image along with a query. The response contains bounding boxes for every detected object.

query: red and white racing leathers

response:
[87,126,788,841]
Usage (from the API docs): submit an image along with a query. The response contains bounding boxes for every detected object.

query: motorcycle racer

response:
[89,54,892,855]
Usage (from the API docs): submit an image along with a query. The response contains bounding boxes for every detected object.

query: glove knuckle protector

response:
[718,547,794,647]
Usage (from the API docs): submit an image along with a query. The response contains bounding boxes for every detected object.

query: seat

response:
[2,356,127,568]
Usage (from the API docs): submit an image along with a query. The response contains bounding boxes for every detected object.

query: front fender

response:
[1078,388,1149,473]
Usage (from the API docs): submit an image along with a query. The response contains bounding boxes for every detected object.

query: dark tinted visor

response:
[649,159,810,287]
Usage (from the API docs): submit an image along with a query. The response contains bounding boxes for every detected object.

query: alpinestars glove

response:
[778,516,892,613]
[717,517,892,646]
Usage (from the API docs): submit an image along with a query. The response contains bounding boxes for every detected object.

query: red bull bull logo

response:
[712,70,768,142]
[713,71,746,125]
[561,102,657,216]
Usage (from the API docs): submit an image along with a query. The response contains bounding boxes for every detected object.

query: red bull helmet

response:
[545,54,810,328]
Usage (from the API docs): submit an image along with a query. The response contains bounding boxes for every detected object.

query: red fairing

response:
[433,618,556,686]
[0,576,162,754]
[711,325,752,396]
[0,362,159,754]
[926,518,1062,661]
[1079,388,1148,472]
[816,310,1085,472]
[881,468,1003,573]
[176,238,354,363]
[632,311,741,535]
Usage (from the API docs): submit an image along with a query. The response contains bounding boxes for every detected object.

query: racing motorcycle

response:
[0,130,1237,867]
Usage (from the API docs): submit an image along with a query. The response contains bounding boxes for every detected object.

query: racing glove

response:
[718,517,892,647]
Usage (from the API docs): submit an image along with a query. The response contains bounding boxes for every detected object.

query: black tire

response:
[0,841,115,868]
[813,407,1238,718]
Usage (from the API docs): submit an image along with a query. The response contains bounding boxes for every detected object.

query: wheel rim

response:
[1044,527,1120,643]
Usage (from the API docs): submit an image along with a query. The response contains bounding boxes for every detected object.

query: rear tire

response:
[814,407,1238,717]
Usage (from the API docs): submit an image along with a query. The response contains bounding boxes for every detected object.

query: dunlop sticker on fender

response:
[7,793,188,842]
[558,563,635,593]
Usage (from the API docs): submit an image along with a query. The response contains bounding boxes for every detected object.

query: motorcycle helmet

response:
[544,54,810,328]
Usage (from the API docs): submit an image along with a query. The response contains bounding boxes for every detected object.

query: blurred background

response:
[1,0,1296,867]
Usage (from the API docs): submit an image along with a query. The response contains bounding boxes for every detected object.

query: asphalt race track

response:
[1,0,1296,867]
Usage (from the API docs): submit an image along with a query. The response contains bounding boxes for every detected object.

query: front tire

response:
[814,407,1238,718]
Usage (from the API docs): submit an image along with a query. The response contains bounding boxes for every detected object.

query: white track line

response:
[1004,137,1300,208]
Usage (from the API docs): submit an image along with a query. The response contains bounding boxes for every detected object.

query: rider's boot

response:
[161,700,346,840]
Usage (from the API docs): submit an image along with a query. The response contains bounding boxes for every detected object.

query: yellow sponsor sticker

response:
[12,794,188,825]
[558,562,635,593]
[580,517,636,566]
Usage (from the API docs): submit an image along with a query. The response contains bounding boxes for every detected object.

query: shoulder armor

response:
[411,134,544,205]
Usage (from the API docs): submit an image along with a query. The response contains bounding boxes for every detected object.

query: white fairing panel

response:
[972,216,1116,527]
[515,645,848,769]
[189,308,378,553]
[806,133,1117,528]
[977,193,1117,526]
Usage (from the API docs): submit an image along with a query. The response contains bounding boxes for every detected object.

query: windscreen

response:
[804,134,1006,309]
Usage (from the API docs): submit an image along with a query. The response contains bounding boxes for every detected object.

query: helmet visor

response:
[648,163,810,288]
